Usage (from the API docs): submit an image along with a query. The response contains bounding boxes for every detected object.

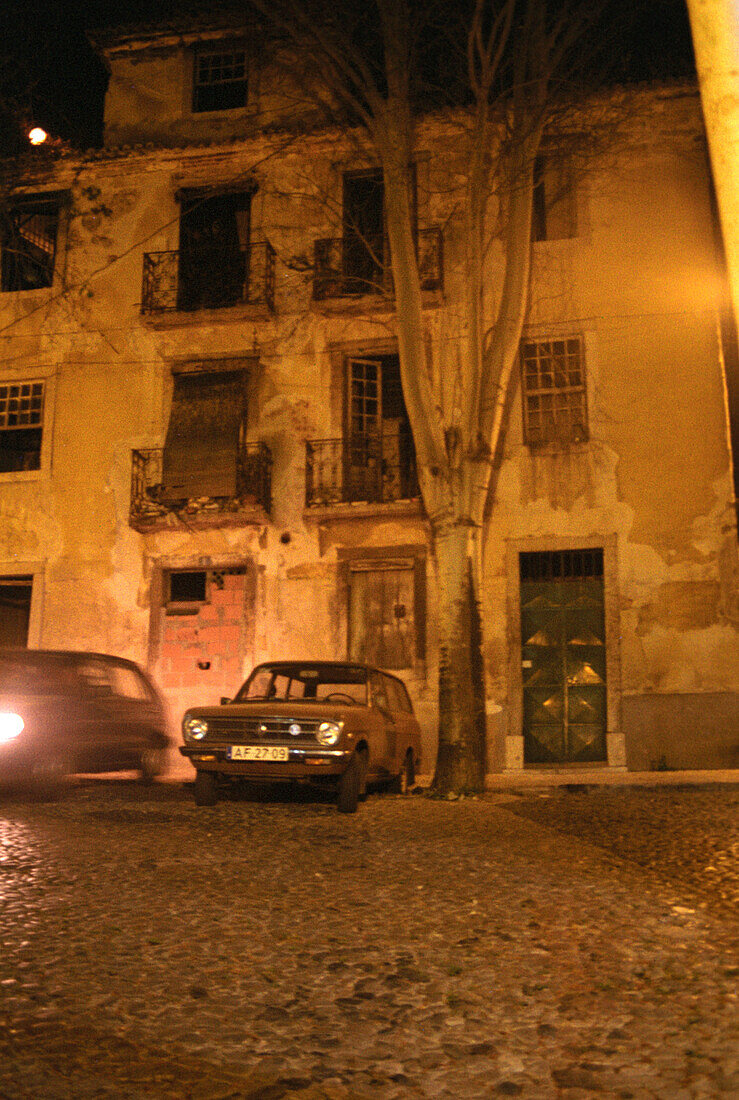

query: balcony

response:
[312,227,443,302]
[305,432,420,509]
[141,240,276,315]
[129,442,272,532]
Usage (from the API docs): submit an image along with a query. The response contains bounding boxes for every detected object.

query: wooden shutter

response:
[161,370,246,499]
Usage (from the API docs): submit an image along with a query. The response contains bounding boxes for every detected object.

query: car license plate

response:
[229,745,290,762]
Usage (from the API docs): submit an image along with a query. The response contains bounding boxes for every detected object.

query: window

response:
[0,576,32,647]
[193,46,247,112]
[520,337,588,446]
[76,659,114,695]
[0,380,45,472]
[380,673,410,714]
[161,367,248,500]
[342,169,386,291]
[532,154,577,242]
[177,190,251,311]
[306,348,420,507]
[342,168,417,291]
[110,663,153,701]
[169,571,208,604]
[314,168,420,300]
[1,196,60,291]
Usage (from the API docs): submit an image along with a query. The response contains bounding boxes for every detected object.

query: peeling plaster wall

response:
[0,81,736,774]
[482,92,739,770]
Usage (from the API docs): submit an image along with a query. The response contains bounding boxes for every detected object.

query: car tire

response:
[337,752,363,814]
[390,749,415,795]
[194,770,218,806]
[357,748,369,802]
[139,745,166,784]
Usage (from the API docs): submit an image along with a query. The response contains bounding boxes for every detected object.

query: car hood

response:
[185,701,365,721]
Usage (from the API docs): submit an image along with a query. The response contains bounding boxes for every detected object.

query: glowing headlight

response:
[316,720,342,746]
[0,712,24,745]
[183,715,208,742]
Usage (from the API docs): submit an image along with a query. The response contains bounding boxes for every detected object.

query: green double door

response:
[520,550,607,765]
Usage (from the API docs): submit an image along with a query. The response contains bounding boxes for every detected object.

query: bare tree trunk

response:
[431,520,487,793]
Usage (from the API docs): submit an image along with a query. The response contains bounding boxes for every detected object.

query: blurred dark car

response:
[0,649,170,793]
[180,660,422,813]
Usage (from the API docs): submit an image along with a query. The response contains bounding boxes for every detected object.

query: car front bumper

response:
[179,744,352,780]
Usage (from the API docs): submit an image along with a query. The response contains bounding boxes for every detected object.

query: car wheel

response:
[194,770,218,807]
[337,752,363,814]
[357,748,369,802]
[139,745,166,784]
[390,749,415,795]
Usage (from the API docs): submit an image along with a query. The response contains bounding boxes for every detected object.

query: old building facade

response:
[1,16,737,775]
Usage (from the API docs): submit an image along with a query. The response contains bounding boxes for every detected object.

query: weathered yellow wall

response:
[1,75,736,774]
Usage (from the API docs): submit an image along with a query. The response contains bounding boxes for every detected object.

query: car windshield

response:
[236,664,368,705]
[0,655,80,696]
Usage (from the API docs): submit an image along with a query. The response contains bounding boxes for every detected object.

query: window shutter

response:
[161,370,246,500]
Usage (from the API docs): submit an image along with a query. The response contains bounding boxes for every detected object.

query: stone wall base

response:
[623,691,739,771]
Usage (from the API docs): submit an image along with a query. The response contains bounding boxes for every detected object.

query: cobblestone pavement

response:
[0,779,736,1099]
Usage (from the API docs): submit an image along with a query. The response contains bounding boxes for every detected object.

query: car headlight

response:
[183,715,208,742]
[0,712,24,745]
[316,720,343,746]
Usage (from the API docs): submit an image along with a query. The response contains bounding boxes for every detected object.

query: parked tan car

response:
[180,661,422,812]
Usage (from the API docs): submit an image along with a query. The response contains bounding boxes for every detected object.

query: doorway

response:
[157,567,251,713]
[520,549,607,764]
[0,576,32,647]
[345,353,416,503]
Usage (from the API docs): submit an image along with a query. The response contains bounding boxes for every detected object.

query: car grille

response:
[204,716,323,744]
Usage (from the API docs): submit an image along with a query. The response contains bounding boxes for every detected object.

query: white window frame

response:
[0,372,55,483]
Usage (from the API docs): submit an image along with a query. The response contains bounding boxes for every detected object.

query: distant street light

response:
[28,127,48,145]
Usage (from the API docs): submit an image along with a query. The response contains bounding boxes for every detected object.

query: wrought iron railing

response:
[305,432,419,507]
[312,227,443,301]
[141,240,276,314]
[130,442,272,528]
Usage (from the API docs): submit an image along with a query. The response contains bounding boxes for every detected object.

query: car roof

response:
[0,648,139,667]
[252,660,404,680]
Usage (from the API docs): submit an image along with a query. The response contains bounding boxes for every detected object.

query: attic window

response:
[193,47,247,112]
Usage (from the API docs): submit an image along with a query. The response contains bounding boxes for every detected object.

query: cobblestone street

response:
[0,779,736,1099]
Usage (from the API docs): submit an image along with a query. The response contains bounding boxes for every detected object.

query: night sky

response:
[0,0,695,153]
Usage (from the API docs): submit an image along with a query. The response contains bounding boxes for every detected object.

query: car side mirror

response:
[220,696,232,705]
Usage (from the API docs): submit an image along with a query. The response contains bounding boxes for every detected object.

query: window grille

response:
[193,48,247,112]
[519,548,604,581]
[520,337,588,446]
